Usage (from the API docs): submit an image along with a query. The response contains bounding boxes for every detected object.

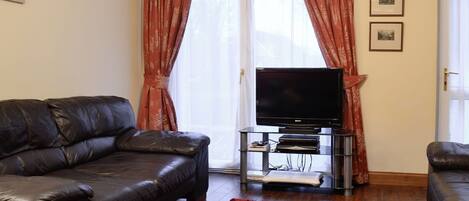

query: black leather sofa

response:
[0,96,210,201]
[427,142,469,201]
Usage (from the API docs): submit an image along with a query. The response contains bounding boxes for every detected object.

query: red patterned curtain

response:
[137,0,192,130]
[304,0,369,184]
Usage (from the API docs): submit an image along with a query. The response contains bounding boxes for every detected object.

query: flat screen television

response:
[256,68,344,128]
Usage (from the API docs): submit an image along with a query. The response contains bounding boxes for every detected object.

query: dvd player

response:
[275,135,320,154]
[279,135,319,144]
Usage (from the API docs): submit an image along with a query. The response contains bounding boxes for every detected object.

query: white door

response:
[438,0,469,143]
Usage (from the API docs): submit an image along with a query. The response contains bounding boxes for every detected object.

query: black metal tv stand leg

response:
[262,132,269,172]
[240,131,248,191]
[344,135,353,196]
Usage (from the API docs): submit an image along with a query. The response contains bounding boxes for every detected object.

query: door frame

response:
[436,0,450,142]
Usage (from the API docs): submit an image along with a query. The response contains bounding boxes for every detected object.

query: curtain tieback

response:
[144,75,169,89]
[344,75,367,89]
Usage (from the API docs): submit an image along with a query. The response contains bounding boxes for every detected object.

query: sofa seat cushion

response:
[0,175,93,201]
[429,171,469,201]
[47,152,196,201]
[47,169,158,201]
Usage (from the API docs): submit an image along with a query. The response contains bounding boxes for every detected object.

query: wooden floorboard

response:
[205,173,427,201]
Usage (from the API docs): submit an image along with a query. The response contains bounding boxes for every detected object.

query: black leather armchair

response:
[427,142,469,201]
[0,96,210,201]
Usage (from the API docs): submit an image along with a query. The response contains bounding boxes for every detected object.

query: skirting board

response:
[368,171,428,187]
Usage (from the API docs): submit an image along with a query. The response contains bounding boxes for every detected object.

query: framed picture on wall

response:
[370,0,404,16]
[369,22,404,52]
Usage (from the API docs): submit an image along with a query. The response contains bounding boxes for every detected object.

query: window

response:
[253,0,325,68]
[448,0,469,142]
[170,0,326,169]
[169,0,241,169]
[251,0,328,171]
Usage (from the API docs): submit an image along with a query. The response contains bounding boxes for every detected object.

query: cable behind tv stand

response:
[278,127,321,134]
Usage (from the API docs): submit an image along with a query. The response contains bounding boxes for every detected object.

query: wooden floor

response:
[206,173,427,201]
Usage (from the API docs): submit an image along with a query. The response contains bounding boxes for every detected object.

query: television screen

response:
[256,68,343,128]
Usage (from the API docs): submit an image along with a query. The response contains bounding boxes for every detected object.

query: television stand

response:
[239,126,354,196]
[278,127,321,134]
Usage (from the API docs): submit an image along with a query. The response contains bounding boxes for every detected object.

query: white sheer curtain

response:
[253,0,325,68]
[252,0,328,172]
[448,0,469,143]
[169,0,241,169]
[170,0,327,171]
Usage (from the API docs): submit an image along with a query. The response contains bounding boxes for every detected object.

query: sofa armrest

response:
[116,130,210,156]
[117,130,210,200]
[427,142,469,171]
[0,175,93,201]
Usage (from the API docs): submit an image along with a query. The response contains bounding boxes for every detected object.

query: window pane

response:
[252,0,329,172]
[253,0,326,68]
[169,0,241,169]
[448,0,469,142]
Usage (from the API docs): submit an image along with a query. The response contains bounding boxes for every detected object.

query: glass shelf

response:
[239,126,353,136]
[246,170,352,190]
[244,145,354,156]
[246,172,335,189]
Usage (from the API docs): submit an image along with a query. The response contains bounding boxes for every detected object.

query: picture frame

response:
[3,0,24,3]
[369,22,404,52]
[370,0,404,16]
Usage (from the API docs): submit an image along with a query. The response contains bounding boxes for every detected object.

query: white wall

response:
[0,0,143,110]
[355,0,438,173]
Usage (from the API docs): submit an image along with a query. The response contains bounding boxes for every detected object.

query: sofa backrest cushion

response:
[0,99,66,176]
[46,96,136,145]
[0,100,61,160]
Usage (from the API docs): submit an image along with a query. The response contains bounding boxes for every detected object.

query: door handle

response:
[239,68,245,84]
[444,68,459,91]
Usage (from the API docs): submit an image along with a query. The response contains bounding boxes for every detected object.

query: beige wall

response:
[355,0,438,173]
[0,0,143,110]
[0,0,438,173]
